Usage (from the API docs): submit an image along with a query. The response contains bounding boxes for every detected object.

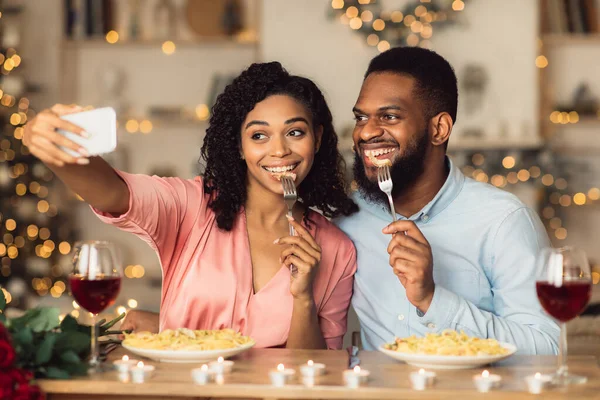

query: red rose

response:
[9,368,29,385]
[0,340,15,368]
[0,322,9,341]
[0,369,15,398]
[14,383,44,400]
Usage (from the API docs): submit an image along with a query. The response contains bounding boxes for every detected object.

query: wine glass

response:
[536,246,592,386]
[68,241,122,372]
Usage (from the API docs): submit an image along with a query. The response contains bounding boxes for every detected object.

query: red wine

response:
[69,275,121,314]
[536,281,591,322]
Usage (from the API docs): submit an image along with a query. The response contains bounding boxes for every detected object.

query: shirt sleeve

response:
[319,243,357,350]
[416,207,560,355]
[91,170,208,274]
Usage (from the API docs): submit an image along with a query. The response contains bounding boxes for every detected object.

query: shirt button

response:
[427,323,436,329]
[422,214,430,222]
[397,314,405,321]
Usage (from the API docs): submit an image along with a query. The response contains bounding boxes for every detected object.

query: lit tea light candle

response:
[343,366,370,388]
[191,364,213,385]
[209,356,234,374]
[409,368,436,391]
[269,363,295,387]
[300,359,326,377]
[113,355,139,382]
[525,372,552,394]
[473,370,501,393]
[130,361,155,384]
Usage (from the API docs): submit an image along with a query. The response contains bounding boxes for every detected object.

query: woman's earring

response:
[351,145,356,153]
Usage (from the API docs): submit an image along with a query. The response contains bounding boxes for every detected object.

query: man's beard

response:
[353,131,429,206]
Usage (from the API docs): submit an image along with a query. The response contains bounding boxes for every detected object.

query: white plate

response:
[122,340,256,363]
[378,342,517,370]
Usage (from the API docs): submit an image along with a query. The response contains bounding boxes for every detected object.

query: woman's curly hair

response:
[201,62,358,231]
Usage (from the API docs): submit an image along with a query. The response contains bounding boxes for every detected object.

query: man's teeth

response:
[265,164,297,173]
[366,148,395,157]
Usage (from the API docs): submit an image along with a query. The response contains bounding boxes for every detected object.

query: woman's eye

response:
[287,129,305,137]
[251,133,267,140]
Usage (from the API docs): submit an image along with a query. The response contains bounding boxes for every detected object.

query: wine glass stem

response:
[90,313,99,367]
[557,322,568,377]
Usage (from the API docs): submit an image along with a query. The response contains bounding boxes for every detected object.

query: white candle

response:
[343,366,370,388]
[409,368,436,391]
[113,355,138,382]
[191,364,213,385]
[269,363,295,387]
[130,361,155,384]
[473,370,502,393]
[299,359,326,377]
[113,355,137,372]
[525,372,552,394]
[209,356,234,374]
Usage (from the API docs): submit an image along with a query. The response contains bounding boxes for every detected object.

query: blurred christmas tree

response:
[0,1,77,309]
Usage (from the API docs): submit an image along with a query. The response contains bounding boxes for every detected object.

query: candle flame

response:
[308,360,314,366]
[137,361,144,368]
[534,372,541,379]
[277,363,284,372]
[218,356,224,363]
[353,366,361,373]
[482,370,489,378]
[201,364,208,371]
[419,368,425,375]
[122,355,129,362]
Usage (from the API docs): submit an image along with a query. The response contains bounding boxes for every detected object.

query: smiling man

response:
[336,47,559,355]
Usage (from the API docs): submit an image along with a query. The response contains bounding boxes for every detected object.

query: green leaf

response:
[62,361,88,376]
[60,315,80,332]
[36,333,57,364]
[45,366,70,379]
[0,313,6,324]
[0,286,6,312]
[60,350,81,365]
[11,326,33,346]
[30,307,61,332]
[55,331,90,354]
[12,307,61,333]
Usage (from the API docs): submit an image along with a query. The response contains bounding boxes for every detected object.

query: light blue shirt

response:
[336,158,559,355]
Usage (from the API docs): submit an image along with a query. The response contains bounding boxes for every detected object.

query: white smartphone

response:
[57,107,117,157]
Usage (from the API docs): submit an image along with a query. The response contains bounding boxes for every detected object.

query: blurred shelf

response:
[448,137,544,151]
[62,36,258,50]
[542,34,600,46]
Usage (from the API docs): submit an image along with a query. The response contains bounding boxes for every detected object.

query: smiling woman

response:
[22,62,359,351]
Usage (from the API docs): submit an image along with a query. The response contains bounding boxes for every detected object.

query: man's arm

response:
[414,207,559,355]
[384,208,560,355]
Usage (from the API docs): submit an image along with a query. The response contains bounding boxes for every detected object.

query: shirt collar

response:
[354,157,465,222]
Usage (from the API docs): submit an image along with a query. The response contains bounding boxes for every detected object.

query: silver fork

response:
[377,165,397,222]
[281,176,297,274]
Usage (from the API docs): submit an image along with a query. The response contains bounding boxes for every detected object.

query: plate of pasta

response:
[122,328,256,363]
[378,330,516,369]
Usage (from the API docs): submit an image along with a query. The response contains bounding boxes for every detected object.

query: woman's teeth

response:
[264,164,297,173]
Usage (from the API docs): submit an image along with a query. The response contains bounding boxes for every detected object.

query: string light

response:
[331,0,344,10]
[105,30,119,44]
[161,41,176,55]
[535,55,548,68]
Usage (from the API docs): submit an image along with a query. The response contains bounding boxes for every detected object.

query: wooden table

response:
[39,347,600,400]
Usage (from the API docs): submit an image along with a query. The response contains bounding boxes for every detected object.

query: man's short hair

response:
[365,47,458,124]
